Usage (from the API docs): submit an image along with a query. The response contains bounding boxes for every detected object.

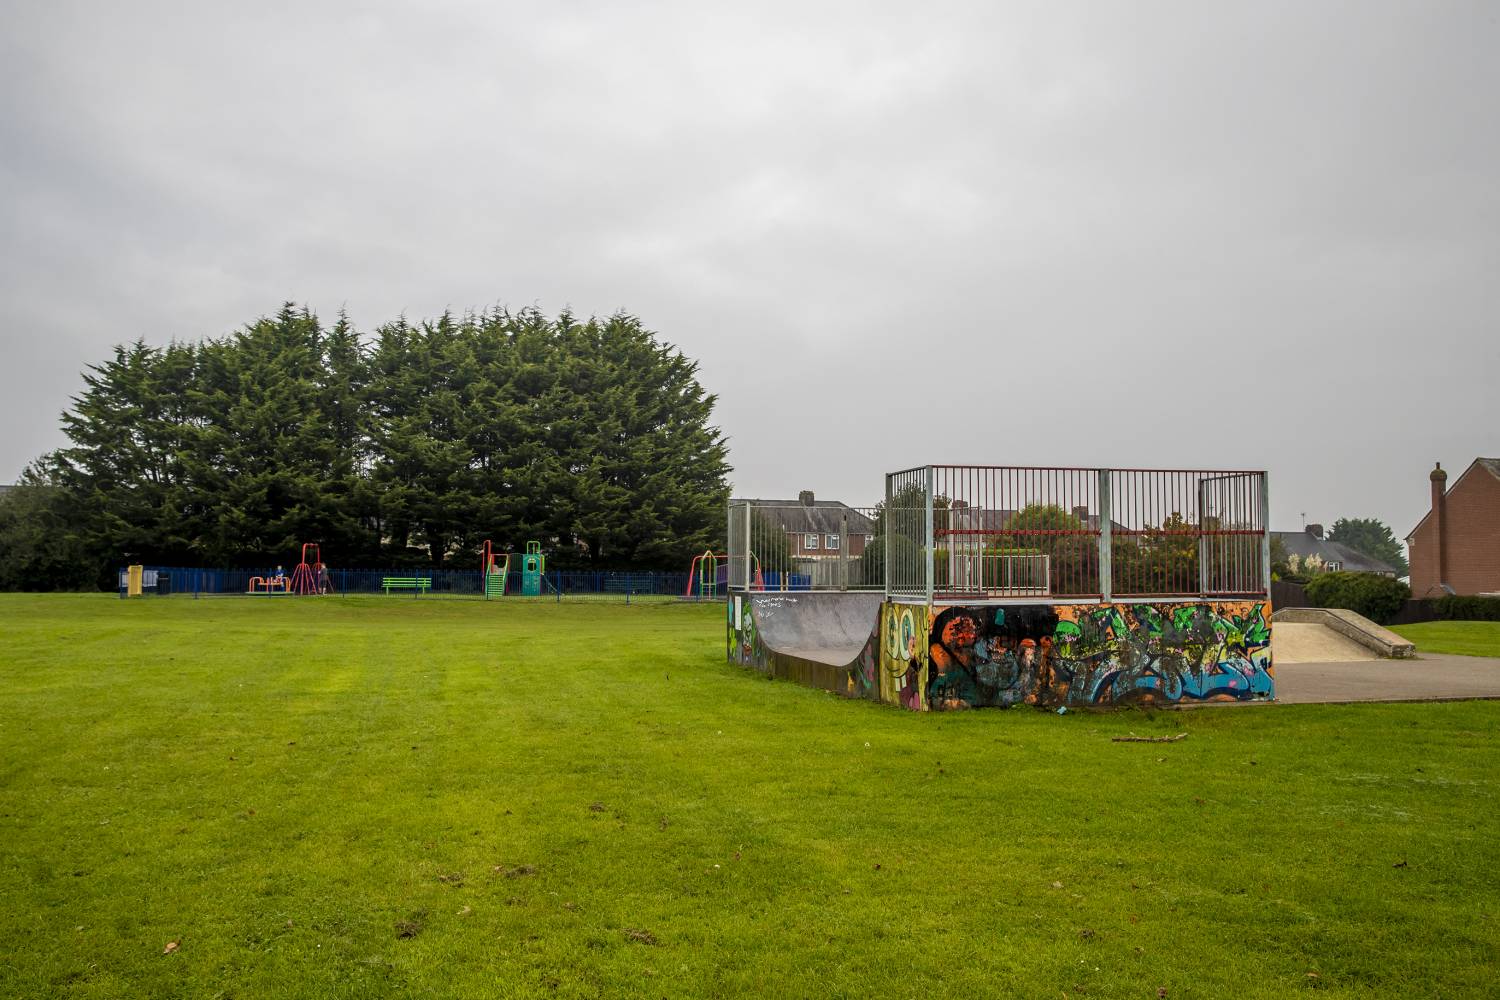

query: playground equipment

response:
[247,575,291,594]
[482,540,510,599]
[520,541,544,596]
[684,550,726,599]
[288,543,329,596]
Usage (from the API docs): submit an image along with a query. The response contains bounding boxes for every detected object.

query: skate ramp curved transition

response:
[732,592,884,697]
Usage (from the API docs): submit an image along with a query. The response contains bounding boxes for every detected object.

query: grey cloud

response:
[2,0,1496,539]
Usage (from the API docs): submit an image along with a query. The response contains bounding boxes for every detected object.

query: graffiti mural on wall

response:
[728,594,1272,710]
[727,595,766,670]
[847,631,878,699]
[924,601,1273,709]
[879,603,929,711]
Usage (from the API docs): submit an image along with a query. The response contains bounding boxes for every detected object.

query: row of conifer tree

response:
[0,304,730,590]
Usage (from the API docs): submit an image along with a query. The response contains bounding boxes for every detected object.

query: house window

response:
[826,533,840,550]
[865,534,874,544]
[1326,561,1342,572]
[805,533,819,550]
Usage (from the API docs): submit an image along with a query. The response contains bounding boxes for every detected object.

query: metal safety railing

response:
[882,465,1269,602]
[726,501,883,592]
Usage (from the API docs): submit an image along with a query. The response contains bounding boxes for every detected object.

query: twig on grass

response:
[1111,733,1188,744]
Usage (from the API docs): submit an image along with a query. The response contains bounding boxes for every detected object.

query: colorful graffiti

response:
[924,601,1273,709]
[727,595,765,670]
[728,595,1272,710]
[847,631,878,698]
[879,603,929,710]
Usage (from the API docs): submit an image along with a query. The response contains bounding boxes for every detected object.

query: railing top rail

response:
[919,464,1267,476]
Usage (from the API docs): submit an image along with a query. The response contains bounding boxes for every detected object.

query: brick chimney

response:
[799,490,814,507]
[1306,523,1324,540]
[1431,462,1448,586]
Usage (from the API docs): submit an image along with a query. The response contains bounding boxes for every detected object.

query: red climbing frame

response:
[288,542,326,596]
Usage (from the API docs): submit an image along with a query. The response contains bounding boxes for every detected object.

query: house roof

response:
[1405,458,1500,541]
[731,499,876,535]
[1272,530,1397,575]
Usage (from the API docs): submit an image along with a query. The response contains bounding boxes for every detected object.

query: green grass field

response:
[2,595,1497,998]
[1392,620,1500,658]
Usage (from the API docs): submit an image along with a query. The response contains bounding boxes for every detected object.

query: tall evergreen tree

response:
[1328,517,1409,576]
[8,302,732,587]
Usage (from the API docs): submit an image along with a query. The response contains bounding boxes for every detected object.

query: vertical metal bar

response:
[884,475,892,596]
[840,511,849,591]
[1197,475,1209,596]
[743,501,752,591]
[1099,469,1112,602]
[924,465,934,603]
[1260,472,1271,601]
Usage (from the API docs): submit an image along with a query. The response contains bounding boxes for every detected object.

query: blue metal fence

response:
[122,566,707,599]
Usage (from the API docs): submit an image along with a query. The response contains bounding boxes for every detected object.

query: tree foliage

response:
[2,304,730,588]
[1327,517,1408,576]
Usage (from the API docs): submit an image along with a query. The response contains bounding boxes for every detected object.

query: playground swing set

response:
[684,549,764,599]
[245,542,331,595]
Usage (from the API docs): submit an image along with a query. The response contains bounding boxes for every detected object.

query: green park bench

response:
[382,576,432,594]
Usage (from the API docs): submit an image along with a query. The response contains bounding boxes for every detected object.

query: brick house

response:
[1406,459,1500,597]
[730,491,875,560]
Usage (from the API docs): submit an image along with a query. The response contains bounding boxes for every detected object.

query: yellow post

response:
[127,564,144,597]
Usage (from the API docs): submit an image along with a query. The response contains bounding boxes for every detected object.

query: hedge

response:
[1304,571,1411,625]
[1429,594,1500,621]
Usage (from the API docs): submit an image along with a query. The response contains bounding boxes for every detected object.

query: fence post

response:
[1196,477,1209,598]
[883,474,891,598]
[1098,469,1112,603]
[1260,472,1272,602]
[840,511,849,591]
[743,501,752,591]
[923,465,935,604]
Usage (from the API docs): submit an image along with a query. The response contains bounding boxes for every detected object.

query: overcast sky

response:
[2,1,1496,539]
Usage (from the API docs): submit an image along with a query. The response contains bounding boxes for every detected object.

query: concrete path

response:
[1273,653,1500,704]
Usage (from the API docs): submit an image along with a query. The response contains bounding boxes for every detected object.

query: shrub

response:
[1305,571,1411,625]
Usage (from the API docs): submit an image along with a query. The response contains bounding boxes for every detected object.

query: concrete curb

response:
[1272,607,1417,659]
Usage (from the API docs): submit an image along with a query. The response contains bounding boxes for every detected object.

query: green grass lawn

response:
[1391,620,1500,658]
[2,595,1497,999]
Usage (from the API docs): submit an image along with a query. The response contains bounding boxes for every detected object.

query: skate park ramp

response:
[1267,607,1500,704]
[1272,622,1380,664]
[748,592,883,667]
[1272,607,1415,664]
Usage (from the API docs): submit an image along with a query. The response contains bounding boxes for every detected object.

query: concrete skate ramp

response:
[1273,622,1380,664]
[749,592,883,667]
